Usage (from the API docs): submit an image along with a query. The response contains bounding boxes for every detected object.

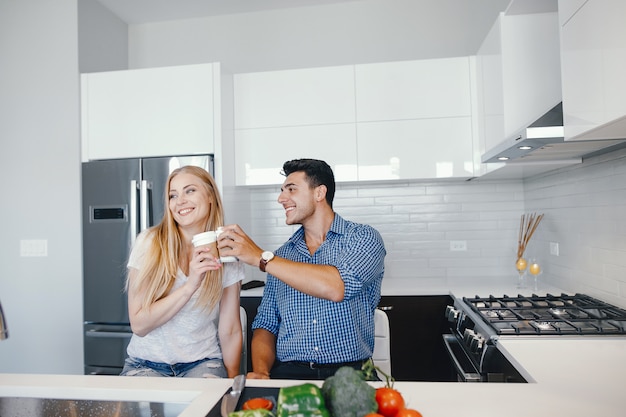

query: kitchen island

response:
[2,333,625,417]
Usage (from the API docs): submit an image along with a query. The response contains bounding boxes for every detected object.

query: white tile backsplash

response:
[524,147,626,308]
[227,147,626,308]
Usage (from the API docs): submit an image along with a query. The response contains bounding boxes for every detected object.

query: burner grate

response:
[463,293,626,336]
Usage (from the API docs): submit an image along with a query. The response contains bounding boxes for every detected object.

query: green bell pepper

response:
[276,383,330,417]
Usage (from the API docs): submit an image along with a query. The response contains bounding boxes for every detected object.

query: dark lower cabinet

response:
[240,296,262,373]
[241,294,456,382]
[378,295,456,381]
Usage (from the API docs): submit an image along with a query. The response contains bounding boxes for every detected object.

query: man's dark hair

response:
[282,159,336,208]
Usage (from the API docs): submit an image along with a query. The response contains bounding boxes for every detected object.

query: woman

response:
[120,166,243,378]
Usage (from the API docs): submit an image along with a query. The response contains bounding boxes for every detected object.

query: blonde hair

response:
[127,166,225,312]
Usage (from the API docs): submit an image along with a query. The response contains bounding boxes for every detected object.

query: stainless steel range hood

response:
[481,103,626,164]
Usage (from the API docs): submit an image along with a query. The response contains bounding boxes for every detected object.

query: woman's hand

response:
[187,246,222,291]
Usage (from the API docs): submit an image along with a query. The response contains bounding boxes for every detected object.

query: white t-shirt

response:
[125,230,244,364]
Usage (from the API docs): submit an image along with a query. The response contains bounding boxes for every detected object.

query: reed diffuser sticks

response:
[517,212,544,260]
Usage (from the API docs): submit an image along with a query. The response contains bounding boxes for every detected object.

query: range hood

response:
[481,103,626,164]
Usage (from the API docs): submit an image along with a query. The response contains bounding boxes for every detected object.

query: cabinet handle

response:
[378,306,393,311]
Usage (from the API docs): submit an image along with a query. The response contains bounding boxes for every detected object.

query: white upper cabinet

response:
[355,58,476,180]
[81,63,217,161]
[559,0,626,140]
[234,66,355,129]
[233,59,477,185]
[357,117,474,180]
[354,58,472,121]
[234,124,358,185]
[233,66,356,185]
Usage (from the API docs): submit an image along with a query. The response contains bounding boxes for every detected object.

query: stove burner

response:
[533,321,553,331]
[462,293,626,336]
[484,309,514,319]
[549,308,567,315]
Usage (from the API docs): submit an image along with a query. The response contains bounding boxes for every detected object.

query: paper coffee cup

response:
[192,230,238,263]
[191,231,217,247]
[215,227,238,262]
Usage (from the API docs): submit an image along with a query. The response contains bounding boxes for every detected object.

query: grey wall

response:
[127,0,508,73]
[0,0,83,373]
[78,0,128,73]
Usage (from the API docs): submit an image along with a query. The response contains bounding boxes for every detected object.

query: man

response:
[218,159,386,379]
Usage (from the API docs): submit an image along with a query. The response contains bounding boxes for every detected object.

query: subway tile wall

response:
[524,147,626,309]
[226,176,526,286]
[225,147,626,308]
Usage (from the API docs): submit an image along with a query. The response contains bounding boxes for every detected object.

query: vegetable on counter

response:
[276,383,330,417]
[321,366,378,417]
[231,361,423,417]
[374,387,404,417]
[242,397,274,411]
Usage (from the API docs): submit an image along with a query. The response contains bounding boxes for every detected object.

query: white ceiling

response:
[94,0,557,25]
[96,0,371,24]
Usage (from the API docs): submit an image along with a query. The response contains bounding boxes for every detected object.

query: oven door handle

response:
[442,334,482,382]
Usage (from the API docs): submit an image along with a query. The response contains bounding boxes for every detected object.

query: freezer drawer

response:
[84,323,132,373]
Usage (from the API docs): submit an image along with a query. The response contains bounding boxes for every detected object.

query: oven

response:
[443,293,626,383]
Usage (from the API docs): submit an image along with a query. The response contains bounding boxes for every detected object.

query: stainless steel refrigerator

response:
[82,155,214,375]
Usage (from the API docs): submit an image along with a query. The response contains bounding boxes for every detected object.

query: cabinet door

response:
[355,58,472,122]
[357,117,475,180]
[560,0,626,140]
[234,66,355,129]
[81,63,216,161]
[234,124,358,185]
[378,295,455,382]
[240,296,262,375]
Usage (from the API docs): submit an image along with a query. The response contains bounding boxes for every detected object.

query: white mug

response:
[192,229,238,263]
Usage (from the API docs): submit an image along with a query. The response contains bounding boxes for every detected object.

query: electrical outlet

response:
[20,239,48,257]
[450,240,467,251]
[550,242,559,256]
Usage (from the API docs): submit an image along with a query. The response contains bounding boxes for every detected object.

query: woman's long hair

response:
[128,166,225,313]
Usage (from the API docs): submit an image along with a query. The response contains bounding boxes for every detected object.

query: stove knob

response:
[445,306,459,322]
[463,329,475,344]
[470,335,485,354]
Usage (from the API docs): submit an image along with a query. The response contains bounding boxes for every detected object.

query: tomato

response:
[241,397,274,411]
[364,414,385,417]
[375,387,405,417]
[395,408,423,417]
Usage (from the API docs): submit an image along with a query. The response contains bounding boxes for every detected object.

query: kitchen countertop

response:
[3,277,623,417]
[242,275,568,298]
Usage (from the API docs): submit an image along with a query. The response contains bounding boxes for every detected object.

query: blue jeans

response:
[120,356,227,378]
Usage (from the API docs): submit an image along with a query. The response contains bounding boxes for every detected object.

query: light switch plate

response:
[20,239,48,257]
[550,242,559,256]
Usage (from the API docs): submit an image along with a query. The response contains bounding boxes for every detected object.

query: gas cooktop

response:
[463,293,626,336]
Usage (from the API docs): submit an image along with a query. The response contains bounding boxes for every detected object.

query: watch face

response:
[262,251,274,261]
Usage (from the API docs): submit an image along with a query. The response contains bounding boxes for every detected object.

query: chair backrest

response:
[239,306,247,375]
[373,308,391,379]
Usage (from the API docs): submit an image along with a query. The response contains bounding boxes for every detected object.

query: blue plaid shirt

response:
[251,214,386,364]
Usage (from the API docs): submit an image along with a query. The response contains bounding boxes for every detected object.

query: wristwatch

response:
[259,251,275,272]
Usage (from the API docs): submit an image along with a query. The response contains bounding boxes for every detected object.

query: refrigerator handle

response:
[130,180,139,246]
[140,180,151,232]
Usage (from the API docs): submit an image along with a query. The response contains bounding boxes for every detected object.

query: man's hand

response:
[217,224,264,267]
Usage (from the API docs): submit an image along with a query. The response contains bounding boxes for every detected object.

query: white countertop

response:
[242,275,568,298]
